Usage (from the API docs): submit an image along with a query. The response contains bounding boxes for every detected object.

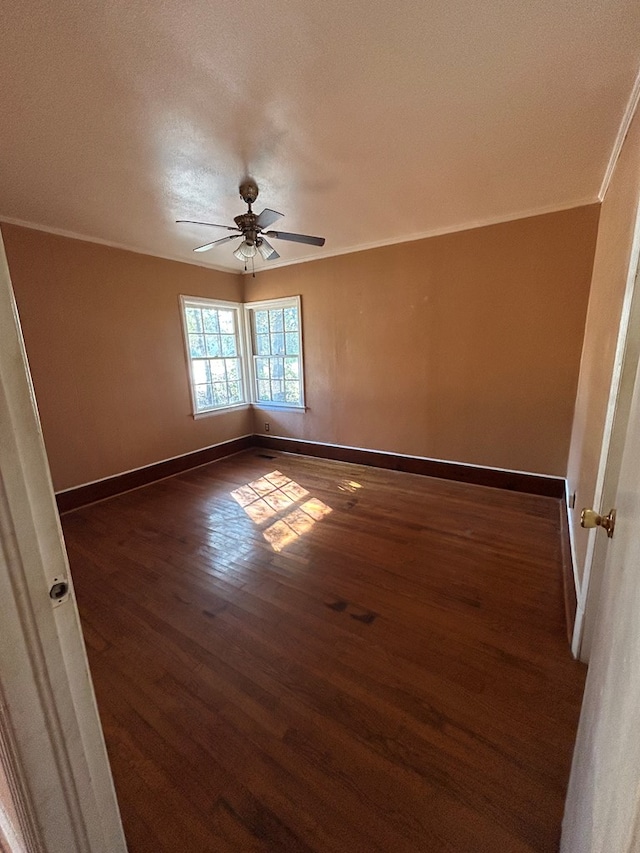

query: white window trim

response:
[252,404,308,413]
[243,295,306,410]
[179,295,250,417]
[192,403,251,419]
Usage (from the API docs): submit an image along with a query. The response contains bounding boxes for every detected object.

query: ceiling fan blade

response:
[256,208,284,230]
[177,219,240,232]
[265,230,325,247]
[193,235,241,253]
[257,238,280,261]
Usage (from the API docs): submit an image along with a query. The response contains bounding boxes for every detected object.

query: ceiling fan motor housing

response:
[234,212,259,245]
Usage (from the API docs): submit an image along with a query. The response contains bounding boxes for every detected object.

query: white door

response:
[573,214,640,661]
[0,230,126,852]
[561,351,640,851]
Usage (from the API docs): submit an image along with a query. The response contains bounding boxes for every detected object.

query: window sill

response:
[193,404,251,420]
[192,403,308,419]
[252,404,308,413]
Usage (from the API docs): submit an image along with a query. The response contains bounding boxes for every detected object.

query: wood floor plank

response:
[62,450,586,852]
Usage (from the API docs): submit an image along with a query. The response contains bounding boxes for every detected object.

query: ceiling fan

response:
[177,179,325,267]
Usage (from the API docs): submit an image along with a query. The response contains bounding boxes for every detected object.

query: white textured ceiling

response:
[1,0,639,273]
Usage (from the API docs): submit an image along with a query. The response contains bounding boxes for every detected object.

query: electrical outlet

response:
[264,422,270,432]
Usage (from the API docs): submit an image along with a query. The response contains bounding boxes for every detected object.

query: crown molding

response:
[598,65,640,202]
[0,216,238,276]
[2,196,598,280]
[242,197,599,274]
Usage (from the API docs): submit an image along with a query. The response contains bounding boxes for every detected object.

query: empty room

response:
[2,1,640,852]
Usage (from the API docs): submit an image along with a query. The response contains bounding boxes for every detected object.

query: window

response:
[245,296,304,408]
[180,295,304,416]
[180,297,247,414]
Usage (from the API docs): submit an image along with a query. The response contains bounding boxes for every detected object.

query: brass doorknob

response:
[580,507,616,538]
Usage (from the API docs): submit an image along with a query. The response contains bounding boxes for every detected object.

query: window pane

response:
[271,334,285,355]
[285,333,299,355]
[270,358,284,379]
[189,334,205,358]
[184,300,245,414]
[218,310,234,334]
[213,383,229,406]
[192,360,210,384]
[210,359,226,380]
[284,357,299,380]
[269,309,284,332]
[221,335,237,357]
[271,380,284,402]
[202,309,220,334]
[254,310,269,334]
[205,335,221,357]
[225,359,240,381]
[256,334,271,356]
[284,306,298,332]
[285,381,300,404]
[195,384,213,410]
[256,357,269,379]
[257,380,271,401]
[186,308,203,333]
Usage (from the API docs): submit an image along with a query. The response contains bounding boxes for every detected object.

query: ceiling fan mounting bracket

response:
[239,179,259,206]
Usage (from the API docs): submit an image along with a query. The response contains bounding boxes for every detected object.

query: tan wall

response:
[2,225,251,492]
[4,204,599,493]
[567,109,640,585]
[246,205,599,476]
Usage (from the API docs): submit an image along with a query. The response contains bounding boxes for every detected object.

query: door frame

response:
[0,229,126,852]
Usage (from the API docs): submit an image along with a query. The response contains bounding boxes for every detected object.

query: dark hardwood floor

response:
[61,450,586,852]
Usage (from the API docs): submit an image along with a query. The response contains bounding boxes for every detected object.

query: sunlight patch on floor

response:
[337,479,362,493]
[230,471,332,552]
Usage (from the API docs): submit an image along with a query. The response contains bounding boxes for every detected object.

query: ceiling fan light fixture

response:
[233,240,258,261]
[257,238,279,261]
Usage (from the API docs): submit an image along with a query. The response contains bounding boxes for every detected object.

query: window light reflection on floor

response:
[337,479,362,493]
[230,471,332,552]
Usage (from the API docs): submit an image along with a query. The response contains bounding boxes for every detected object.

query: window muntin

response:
[181,298,246,414]
[246,298,304,407]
